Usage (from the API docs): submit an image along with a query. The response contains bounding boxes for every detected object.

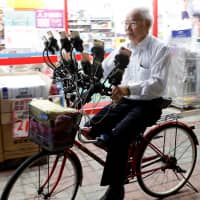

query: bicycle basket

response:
[28,99,81,152]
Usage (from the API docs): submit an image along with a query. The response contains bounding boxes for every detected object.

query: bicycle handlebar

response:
[42,31,131,110]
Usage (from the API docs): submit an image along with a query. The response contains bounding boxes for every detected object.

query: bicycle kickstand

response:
[185,180,199,193]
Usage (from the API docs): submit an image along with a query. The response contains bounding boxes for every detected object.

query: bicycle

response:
[1,31,199,200]
[1,99,199,200]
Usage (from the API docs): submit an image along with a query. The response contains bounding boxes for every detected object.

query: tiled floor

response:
[0,122,200,200]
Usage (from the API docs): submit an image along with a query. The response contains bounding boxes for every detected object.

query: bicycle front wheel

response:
[136,122,197,198]
[1,149,82,200]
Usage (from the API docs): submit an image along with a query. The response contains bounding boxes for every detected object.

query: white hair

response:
[129,7,154,27]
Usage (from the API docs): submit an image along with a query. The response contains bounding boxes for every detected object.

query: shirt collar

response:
[128,35,151,51]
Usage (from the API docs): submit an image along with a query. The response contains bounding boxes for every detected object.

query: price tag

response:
[13,110,29,138]
[12,99,32,138]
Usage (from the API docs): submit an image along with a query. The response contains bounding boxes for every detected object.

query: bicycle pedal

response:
[96,138,106,146]
[95,137,108,151]
[176,166,186,173]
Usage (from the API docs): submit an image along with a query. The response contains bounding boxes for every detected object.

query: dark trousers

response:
[86,97,163,186]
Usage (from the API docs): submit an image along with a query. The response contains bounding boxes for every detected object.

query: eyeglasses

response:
[124,21,138,28]
[123,20,143,28]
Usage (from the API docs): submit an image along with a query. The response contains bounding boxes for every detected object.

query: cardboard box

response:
[29,99,78,125]
[0,98,31,114]
[1,112,12,124]
[0,71,52,99]
[0,99,13,113]
[0,127,4,162]
[29,99,80,152]
[0,99,34,161]
[0,99,32,139]
[1,124,38,160]
[0,71,51,161]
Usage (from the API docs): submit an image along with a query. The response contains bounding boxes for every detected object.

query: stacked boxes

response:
[0,72,51,99]
[0,99,38,161]
[0,127,3,162]
[0,71,52,162]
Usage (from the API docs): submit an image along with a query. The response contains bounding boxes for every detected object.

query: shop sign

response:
[172,29,192,38]
[7,0,44,9]
[4,10,35,26]
[35,9,64,29]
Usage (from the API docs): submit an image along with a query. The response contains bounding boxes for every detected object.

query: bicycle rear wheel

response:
[136,122,197,198]
[1,149,82,200]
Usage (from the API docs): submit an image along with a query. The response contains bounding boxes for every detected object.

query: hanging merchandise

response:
[166,46,200,108]
[0,7,5,50]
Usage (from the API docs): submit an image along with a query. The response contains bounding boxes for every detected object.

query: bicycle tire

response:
[136,122,197,198]
[1,149,82,200]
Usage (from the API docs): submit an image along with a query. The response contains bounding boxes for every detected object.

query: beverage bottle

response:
[2,87,8,99]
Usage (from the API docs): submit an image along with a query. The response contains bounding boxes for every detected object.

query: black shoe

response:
[100,185,124,200]
[96,134,110,145]
[95,134,110,150]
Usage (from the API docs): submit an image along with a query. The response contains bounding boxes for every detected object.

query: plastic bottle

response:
[2,87,8,99]
[57,82,65,107]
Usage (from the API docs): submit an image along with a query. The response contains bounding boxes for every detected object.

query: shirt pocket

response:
[138,63,151,80]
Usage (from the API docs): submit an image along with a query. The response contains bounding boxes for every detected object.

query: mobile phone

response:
[119,47,132,57]
[70,30,80,38]
[93,39,104,47]
[59,31,68,39]
[47,31,54,38]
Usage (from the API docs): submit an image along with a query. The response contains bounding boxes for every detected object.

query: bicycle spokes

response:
[137,125,197,198]
[37,154,69,198]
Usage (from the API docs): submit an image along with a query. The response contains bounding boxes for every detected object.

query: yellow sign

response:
[115,37,128,47]
[7,0,44,9]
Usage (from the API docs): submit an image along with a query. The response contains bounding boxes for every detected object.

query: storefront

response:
[0,0,200,162]
[0,1,199,58]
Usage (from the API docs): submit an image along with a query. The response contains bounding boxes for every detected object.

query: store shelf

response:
[68,17,115,50]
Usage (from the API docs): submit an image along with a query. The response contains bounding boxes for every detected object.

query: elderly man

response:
[86,7,171,200]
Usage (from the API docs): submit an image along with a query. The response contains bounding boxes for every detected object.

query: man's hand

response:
[111,86,130,102]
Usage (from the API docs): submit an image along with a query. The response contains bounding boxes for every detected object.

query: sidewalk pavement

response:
[72,142,200,200]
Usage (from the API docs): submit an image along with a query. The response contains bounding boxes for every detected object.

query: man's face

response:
[124,10,149,44]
